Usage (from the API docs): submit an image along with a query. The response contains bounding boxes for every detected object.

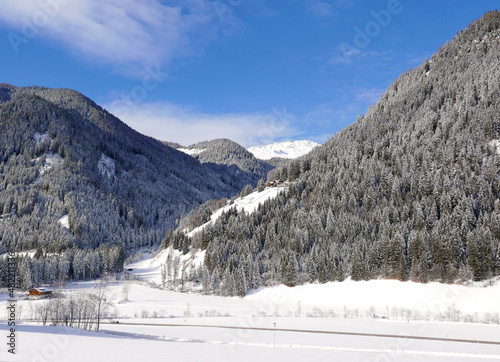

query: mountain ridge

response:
[248,140,320,160]
[169,11,500,296]
[170,138,274,191]
[0,85,271,287]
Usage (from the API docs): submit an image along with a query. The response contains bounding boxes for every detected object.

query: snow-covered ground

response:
[124,187,288,285]
[0,250,36,259]
[100,319,500,361]
[33,132,49,144]
[125,248,206,285]
[248,140,319,160]
[38,152,63,175]
[489,140,500,155]
[57,276,500,325]
[124,251,500,323]
[2,277,500,361]
[178,148,207,156]
[4,319,499,362]
[58,215,70,229]
[3,234,500,361]
[98,153,115,179]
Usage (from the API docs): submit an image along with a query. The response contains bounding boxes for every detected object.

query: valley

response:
[1,5,500,362]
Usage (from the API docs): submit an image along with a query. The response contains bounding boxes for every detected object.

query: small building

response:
[268,180,281,187]
[267,180,290,188]
[28,287,53,299]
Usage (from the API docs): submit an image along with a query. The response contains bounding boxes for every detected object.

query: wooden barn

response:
[267,180,290,188]
[28,287,53,299]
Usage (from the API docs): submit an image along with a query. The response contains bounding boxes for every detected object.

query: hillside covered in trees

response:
[0,85,268,288]
[169,12,500,296]
[172,138,274,190]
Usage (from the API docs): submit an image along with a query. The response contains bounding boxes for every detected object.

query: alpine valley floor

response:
[2,258,500,362]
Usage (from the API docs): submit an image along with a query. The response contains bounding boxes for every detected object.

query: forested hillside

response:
[172,12,500,296]
[0,85,265,288]
[174,138,273,190]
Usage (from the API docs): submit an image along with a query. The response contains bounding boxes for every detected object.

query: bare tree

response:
[94,276,110,332]
[122,281,130,302]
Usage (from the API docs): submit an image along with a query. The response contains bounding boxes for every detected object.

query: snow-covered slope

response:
[186,187,286,238]
[489,139,500,155]
[178,148,206,156]
[38,152,64,175]
[126,187,287,285]
[58,214,70,229]
[33,132,48,144]
[98,153,115,179]
[126,247,206,285]
[248,140,319,160]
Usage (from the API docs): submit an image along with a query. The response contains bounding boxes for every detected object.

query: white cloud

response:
[306,1,337,17]
[330,45,362,64]
[0,0,230,76]
[104,100,300,148]
[330,46,392,65]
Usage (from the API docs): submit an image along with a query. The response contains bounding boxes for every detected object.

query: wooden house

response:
[28,287,53,299]
[267,180,290,188]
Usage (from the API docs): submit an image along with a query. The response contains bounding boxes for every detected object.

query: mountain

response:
[0,85,268,287]
[160,139,287,239]
[172,138,274,190]
[172,11,500,296]
[248,140,319,160]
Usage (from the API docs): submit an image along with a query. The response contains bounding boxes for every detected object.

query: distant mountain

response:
[0,85,268,287]
[248,140,319,160]
[172,11,500,296]
[172,138,274,190]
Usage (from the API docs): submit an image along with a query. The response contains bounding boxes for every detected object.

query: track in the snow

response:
[100,321,500,346]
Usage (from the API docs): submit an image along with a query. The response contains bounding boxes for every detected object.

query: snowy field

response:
[2,273,500,361]
[2,242,500,361]
[2,318,500,362]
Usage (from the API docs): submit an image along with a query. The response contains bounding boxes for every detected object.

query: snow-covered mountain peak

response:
[247,140,319,160]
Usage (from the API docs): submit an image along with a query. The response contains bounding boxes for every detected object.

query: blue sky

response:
[0,1,498,147]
